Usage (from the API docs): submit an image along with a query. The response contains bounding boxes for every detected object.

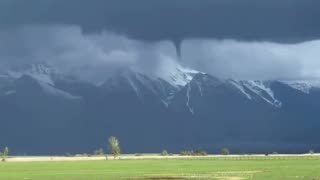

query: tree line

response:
[1,136,232,161]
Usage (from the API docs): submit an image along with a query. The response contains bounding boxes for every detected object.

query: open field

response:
[1,155,320,179]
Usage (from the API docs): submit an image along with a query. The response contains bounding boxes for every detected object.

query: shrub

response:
[75,153,89,157]
[221,148,230,155]
[180,149,207,156]
[180,150,193,156]
[94,148,105,156]
[193,149,207,156]
[161,150,169,156]
[65,153,73,157]
[309,150,314,154]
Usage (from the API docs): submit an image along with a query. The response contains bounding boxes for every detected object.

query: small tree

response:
[108,136,120,159]
[221,148,230,155]
[2,147,9,162]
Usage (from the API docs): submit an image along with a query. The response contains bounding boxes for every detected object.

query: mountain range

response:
[1,64,320,155]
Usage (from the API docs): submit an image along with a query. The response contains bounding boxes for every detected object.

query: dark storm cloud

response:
[1,0,320,42]
[1,1,320,81]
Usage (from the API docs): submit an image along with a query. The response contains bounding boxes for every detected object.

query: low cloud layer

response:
[182,40,320,80]
[1,25,320,82]
[0,25,179,82]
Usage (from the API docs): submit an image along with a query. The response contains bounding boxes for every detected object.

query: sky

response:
[1,0,320,81]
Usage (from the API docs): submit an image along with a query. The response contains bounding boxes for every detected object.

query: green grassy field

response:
[1,157,320,179]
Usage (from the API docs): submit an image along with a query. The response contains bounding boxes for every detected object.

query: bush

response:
[193,149,207,156]
[180,150,193,156]
[94,148,105,156]
[65,153,73,157]
[75,153,89,157]
[161,150,169,156]
[309,150,314,154]
[180,149,207,156]
[135,153,142,156]
[221,148,230,155]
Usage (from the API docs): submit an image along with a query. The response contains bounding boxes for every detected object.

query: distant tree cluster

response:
[0,138,233,160]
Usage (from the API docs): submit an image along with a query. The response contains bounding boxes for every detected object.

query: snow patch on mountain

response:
[186,84,194,115]
[228,79,252,100]
[281,80,320,94]
[227,80,282,107]
[5,64,55,85]
[104,70,179,107]
[1,64,82,100]
[26,64,55,85]
[38,82,81,100]
[123,72,140,96]
[161,66,201,87]
[242,81,282,107]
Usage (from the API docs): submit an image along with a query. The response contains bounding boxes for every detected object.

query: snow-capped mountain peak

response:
[162,66,202,87]
[0,64,82,100]
[103,69,179,107]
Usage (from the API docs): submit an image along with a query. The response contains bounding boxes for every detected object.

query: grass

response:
[1,156,320,179]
